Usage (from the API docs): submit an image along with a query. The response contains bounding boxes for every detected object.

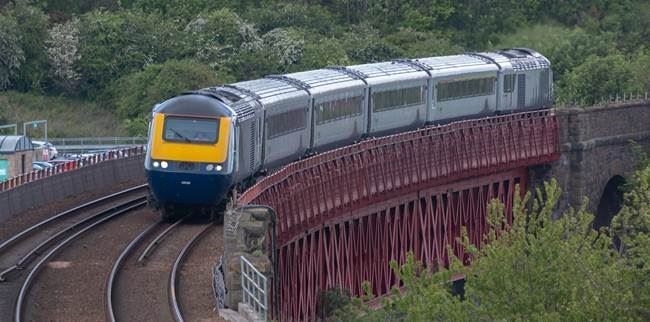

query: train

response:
[145,48,553,220]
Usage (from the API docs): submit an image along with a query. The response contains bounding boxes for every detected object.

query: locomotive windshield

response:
[163,116,219,144]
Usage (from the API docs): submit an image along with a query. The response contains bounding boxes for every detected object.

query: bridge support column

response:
[223,207,274,317]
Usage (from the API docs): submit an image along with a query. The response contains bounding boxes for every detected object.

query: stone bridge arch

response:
[594,175,626,229]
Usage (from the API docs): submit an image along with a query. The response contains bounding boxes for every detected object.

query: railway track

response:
[106,215,215,322]
[0,185,148,322]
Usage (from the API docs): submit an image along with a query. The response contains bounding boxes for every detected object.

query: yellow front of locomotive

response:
[144,94,235,216]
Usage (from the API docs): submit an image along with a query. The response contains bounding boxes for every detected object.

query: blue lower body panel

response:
[146,169,233,206]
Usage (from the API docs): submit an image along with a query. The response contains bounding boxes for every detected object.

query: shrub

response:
[106,59,227,135]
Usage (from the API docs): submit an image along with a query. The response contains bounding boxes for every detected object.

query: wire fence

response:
[556,91,649,108]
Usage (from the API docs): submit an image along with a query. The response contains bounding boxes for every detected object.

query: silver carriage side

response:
[283,68,368,152]
[416,54,499,123]
[347,61,430,135]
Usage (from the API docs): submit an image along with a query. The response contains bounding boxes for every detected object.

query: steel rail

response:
[0,196,146,282]
[105,221,161,322]
[137,217,186,264]
[169,223,214,322]
[14,200,146,322]
[0,184,148,256]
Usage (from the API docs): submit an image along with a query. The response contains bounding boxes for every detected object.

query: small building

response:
[0,135,34,181]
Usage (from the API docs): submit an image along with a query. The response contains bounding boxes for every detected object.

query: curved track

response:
[105,216,215,322]
[0,185,148,322]
[14,199,146,322]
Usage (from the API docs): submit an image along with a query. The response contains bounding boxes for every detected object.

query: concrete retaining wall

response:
[0,154,145,221]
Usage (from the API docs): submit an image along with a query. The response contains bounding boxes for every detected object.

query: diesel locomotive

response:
[145,48,553,220]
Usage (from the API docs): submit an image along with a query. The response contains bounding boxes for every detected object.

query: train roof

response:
[284,69,365,94]
[347,61,429,84]
[195,48,551,119]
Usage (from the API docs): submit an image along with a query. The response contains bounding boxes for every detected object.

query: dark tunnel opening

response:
[594,175,626,230]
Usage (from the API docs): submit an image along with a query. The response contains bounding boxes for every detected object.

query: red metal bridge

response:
[238,110,560,321]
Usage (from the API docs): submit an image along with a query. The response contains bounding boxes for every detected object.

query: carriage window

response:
[316,96,363,125]
[163,117,219,144]
[266,108,307,139]
[437,77,496,101]
[372,86,425,112]
[504,74,516,93]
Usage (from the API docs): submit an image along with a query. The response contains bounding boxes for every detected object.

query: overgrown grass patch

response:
[0,91,126,137]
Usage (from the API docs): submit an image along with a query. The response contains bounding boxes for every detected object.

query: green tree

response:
[7,0,49,91]
[106,59,226,135]
[0,12,24,90]
[77,10,184,98]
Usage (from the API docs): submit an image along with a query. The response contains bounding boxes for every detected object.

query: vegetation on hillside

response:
[330,177,650,321]
[1,0,649,136]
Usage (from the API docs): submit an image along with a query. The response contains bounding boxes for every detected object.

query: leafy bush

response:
[106,59,225,135]
[558,54,640,105]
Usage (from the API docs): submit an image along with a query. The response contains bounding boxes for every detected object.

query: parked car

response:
[33,161,54,169]
[32,140,59,160]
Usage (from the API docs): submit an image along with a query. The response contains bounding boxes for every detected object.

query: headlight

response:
[161,161,169,169]
[153,161,160,168]
[206,164,214,171]
[216,165,223,171]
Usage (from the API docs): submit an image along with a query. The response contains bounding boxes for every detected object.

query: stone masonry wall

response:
[530,101,650,216]
[223,206,273,318]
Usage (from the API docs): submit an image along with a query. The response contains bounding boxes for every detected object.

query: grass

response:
[0,91,127,138]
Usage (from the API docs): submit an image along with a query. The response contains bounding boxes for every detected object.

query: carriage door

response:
[517,74,526,109]
[502,74,515,112]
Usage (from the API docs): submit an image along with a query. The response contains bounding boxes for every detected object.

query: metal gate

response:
[241,255,268,321]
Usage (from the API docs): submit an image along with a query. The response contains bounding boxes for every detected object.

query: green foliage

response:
[291,37,351,72]
[106,59,223,135]
[244,2,335,34]
[0,12,24,90]
[612,159,650,316]
[77,9,184,98]
[341,24,400,63]
[6,0,50,91]
[558,54,640,105]
[3,0,649,135]
[384,29,462,59]
[336,180,649,321]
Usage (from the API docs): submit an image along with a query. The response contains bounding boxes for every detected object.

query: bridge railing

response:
[0,146,145,193]
[238,110,561,246]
